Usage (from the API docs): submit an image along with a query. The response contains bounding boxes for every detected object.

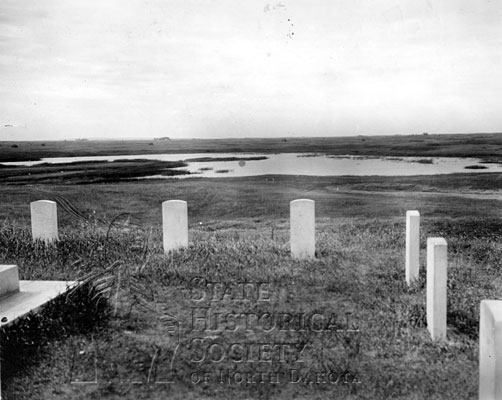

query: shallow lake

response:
[4,153,502,178]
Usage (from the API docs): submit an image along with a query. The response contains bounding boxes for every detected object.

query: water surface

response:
[3,153,501,178]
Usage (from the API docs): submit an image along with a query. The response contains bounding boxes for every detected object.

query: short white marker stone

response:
[162,200,188,253]
[405,210,420,285]
[479,300,502,400]
[30,200,58,243]
[290,199,315,259]
[426,237,447,340]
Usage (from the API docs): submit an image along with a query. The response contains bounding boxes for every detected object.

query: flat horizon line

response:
[2,131,502,142]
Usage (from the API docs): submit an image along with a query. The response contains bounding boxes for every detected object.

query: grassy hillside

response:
[1,217,499,399]
[2,174,502,227]
[1,176,502,399]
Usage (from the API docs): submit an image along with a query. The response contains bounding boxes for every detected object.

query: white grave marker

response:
[405,210,420,285]
[479,300,502,400]
[426,237,447,340]
[0,265,19,299]
[162,200,188,253]
[290,199,315,259]
[30,200,58,243]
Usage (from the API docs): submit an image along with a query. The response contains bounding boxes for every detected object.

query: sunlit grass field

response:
[1,175,502,399]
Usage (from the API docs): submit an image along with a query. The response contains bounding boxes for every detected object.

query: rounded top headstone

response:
[407,210,420,216]
[290,199,314,204]
[31,200,56,205]
[427,237,447,246]
[162,200,187,205]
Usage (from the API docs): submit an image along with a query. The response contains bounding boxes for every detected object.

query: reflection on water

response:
[3,153,501,178]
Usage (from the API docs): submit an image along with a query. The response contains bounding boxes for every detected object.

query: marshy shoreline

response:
[3,132,502,163]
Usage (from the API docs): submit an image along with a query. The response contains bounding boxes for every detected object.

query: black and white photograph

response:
[1,1,502,399]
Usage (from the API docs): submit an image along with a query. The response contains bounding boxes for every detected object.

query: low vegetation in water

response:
[414,158,434,164]
[184,156,268,162]
[464,165,488,170]
[0,159,189,184]
[4,132,502,163]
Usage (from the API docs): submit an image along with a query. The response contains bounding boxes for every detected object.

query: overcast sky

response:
[1,0,501,140]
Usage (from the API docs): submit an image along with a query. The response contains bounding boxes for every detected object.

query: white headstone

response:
[290,199,315,259]
[30,200,58,243]
[405,210,420,285]
[479,300,502,400]
[0,265,19,299]
[162,200,188,253]
[426,237,447,340]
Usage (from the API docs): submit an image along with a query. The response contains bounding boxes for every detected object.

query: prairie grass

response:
[1,175,501,399]
[1,214,501,399]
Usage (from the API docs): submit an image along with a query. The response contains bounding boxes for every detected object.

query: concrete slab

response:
[0,265,19,299]
[0,280,77,328]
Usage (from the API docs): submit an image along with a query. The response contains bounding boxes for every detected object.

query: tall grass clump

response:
[0,225,153,280]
